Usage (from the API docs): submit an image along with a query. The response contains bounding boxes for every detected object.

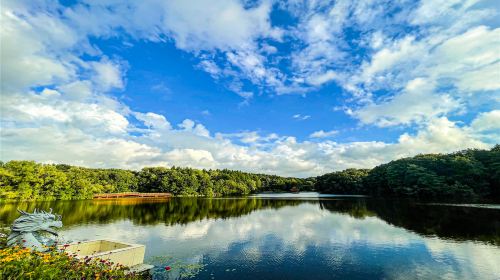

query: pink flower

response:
[165,266,171,271]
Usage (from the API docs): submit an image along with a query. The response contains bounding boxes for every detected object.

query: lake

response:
[1,193,499,279]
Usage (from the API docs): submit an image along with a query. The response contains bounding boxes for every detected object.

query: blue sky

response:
[1,0,499,177]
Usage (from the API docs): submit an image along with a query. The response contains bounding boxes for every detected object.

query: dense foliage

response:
[315,169,370,194]
[315,145,500,199]
[0,161,312,200]
[0,162,139,200]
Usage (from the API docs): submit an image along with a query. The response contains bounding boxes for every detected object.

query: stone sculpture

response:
[7,209,63,251]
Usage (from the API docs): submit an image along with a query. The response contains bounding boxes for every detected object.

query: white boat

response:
[61,239,153,273]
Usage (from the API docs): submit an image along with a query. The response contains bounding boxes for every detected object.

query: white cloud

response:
[352,78,461,127]
[163,149,216,169]
[260,43,277,54]
[355,36,425,90]
[57,81,93,100]
[456,63,500,92]
[395,117,488,153]
[198,60,221,77]
[0,127,162,170]
[432,25,500,93]
[306,70,339,86]
[293,114,311,120]
[470,110,500,142]
[409,0,495,27]
[2,93,129,135]
[310,130,339,139]
[346,23,500,126]
[470,110,500,132]
[1,97,494,177]
[179,119,210,137]
[91,59,125,91]
[135,112,172,130]
[65,0,279,49]
[236,91,254,99]
[160,0,280,51]
[58,0,288,97]
[20,0,494,104]
[0,2,77,91]
[235,132,260,144]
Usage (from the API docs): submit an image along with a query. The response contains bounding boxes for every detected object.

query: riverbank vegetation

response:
[0,146,498,200]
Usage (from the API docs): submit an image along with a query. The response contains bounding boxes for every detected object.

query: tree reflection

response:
[0,198,303,227]
[1,198,498,245]
[319,199,500,245]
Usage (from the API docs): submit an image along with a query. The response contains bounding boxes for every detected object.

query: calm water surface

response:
[1,193,499,280]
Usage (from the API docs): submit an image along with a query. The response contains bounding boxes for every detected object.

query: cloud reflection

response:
[60,203,500,279]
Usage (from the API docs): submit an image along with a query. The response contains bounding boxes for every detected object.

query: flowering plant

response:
[0,245,142,279]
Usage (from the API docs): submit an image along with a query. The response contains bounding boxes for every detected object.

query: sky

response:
[1,0,499,177]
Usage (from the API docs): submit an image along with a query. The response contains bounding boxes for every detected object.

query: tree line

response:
[0,145,498,200]
[0,161,313,200]
[315,145,499,199]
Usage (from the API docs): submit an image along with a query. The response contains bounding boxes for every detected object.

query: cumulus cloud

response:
[470,110,500,132]
[469,110,500,143]
[1,103,492,177]
[91,59,126,91]
[161,0,280,51]
[135,112,172,130]
[352,78,461,127]
[0,2,77,91]
[309,130,339,139]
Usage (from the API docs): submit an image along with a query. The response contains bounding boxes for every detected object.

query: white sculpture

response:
[7,209,63,251]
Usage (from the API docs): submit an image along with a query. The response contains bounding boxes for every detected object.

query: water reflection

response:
[2,197,497,244]
[321,199,500,244]
[1,197,499,279]
[0,198,303,227]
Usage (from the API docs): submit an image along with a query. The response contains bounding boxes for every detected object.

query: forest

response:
[0,161,313,200]
[0,145,498,200]
[316,145,499,199]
